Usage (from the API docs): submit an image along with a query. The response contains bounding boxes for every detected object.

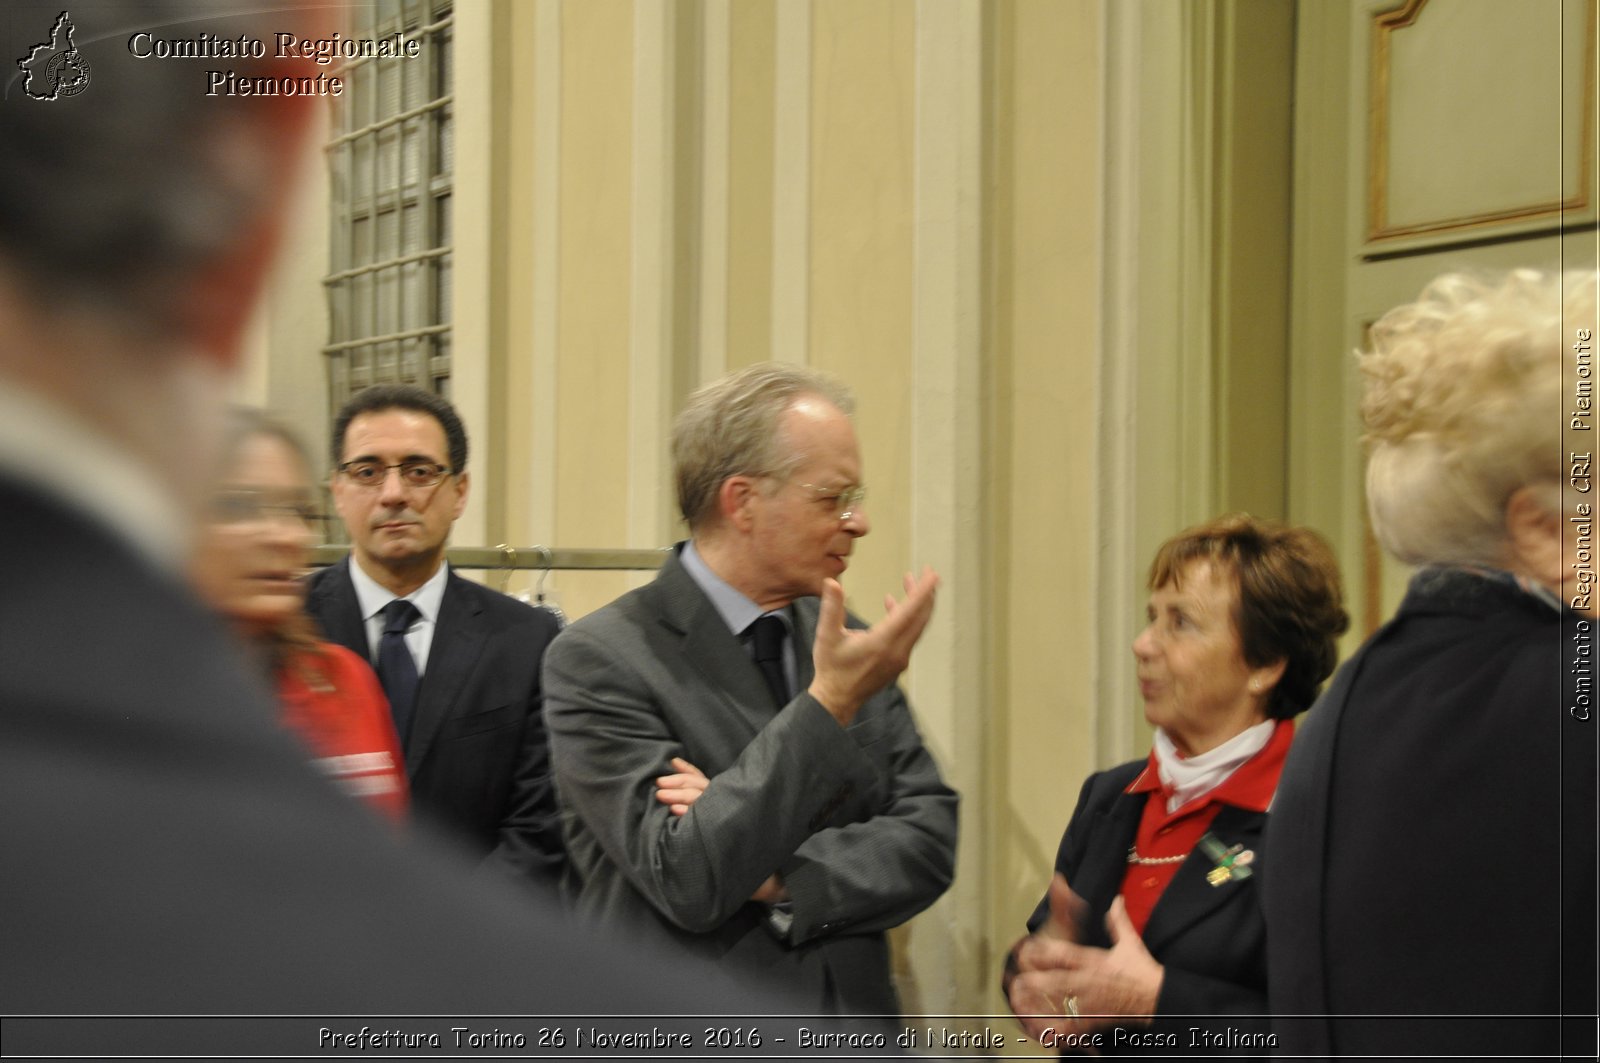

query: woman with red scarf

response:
[1005,515,1346,1053]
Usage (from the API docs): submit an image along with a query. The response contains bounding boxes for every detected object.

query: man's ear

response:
[719,476,761,533]
[1504,485,1563,590]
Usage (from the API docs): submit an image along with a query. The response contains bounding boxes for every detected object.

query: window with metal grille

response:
[324,0,453,411]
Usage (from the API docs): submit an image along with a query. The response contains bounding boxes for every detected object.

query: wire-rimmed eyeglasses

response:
[336,460,454,489]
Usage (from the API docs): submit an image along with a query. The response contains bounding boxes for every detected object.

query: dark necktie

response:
[377,599,421,742]
[748,614,789,707]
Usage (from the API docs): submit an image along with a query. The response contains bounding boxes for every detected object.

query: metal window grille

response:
[324,0,453,411]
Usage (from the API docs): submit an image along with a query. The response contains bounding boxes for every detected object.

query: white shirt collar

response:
[347,553,450,623]
[0,382,187,572]
[1151,718,1276,814]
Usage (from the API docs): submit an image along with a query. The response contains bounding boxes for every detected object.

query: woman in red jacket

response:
[192,409,408,821]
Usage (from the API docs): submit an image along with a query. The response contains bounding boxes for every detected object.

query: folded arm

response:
[778,686,957,943]
[545,628,880,933]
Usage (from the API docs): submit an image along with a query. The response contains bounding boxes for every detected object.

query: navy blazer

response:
[306,559,565,886]
[1021,763,1272,1053]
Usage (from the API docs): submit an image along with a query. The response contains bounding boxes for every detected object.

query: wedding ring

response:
[1064,995,1081,1020]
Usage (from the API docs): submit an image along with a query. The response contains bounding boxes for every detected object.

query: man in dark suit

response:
[0,0,761,1026]
[544,363,959,1015]
[307,385,564,886]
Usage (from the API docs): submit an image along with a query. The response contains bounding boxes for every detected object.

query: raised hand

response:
[807,567,939,726]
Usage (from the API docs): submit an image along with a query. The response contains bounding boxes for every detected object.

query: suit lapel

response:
[655,550,786,741]
[1071,795,1144,946]
[308,559,372,659]
[1141,805,1266,954]
[406,572,485,767]
[790,599,818,692]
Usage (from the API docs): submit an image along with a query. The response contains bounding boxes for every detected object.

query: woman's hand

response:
[1007,875,1089,1041]
[1037,873,1086,941]
[1012,897,1165,1039]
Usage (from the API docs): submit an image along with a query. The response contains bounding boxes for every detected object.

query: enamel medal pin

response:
[1198,833,1255,887]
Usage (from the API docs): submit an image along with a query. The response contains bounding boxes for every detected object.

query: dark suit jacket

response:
[1266,568,1598,1059]
[543,545,959,1016]
[306,558,565,885]
[1019,764,1272,1053]
[0,475,777,1020]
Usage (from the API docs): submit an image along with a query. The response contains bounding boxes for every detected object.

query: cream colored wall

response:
[726,2,776,369]
[984,0,1103,1027]
[551,0,640,615]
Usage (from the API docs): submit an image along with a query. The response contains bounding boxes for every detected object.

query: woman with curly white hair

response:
[1266,268,1597,1059]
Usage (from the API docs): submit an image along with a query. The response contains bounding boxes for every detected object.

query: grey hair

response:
[0,1,299,336]
[672,363,855,530]
[1361,268,1596,567]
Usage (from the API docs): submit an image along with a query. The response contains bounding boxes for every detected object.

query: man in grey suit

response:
[544,363,959,1016]
[307,384,565,887]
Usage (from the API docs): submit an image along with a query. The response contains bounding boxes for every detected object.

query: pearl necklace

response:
[1126,845,1187,866]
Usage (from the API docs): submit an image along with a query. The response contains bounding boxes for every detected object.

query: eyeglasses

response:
[792,481,867,521]
[211,490,319,525]
[337,460,453,489]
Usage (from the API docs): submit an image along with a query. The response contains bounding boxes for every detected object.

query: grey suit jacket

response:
[307,559,565,886]
[543,544,959,1015]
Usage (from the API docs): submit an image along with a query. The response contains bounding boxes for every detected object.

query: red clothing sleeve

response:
[276,641,409,821]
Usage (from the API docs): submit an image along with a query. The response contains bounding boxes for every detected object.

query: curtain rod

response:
[310,544,670,571]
